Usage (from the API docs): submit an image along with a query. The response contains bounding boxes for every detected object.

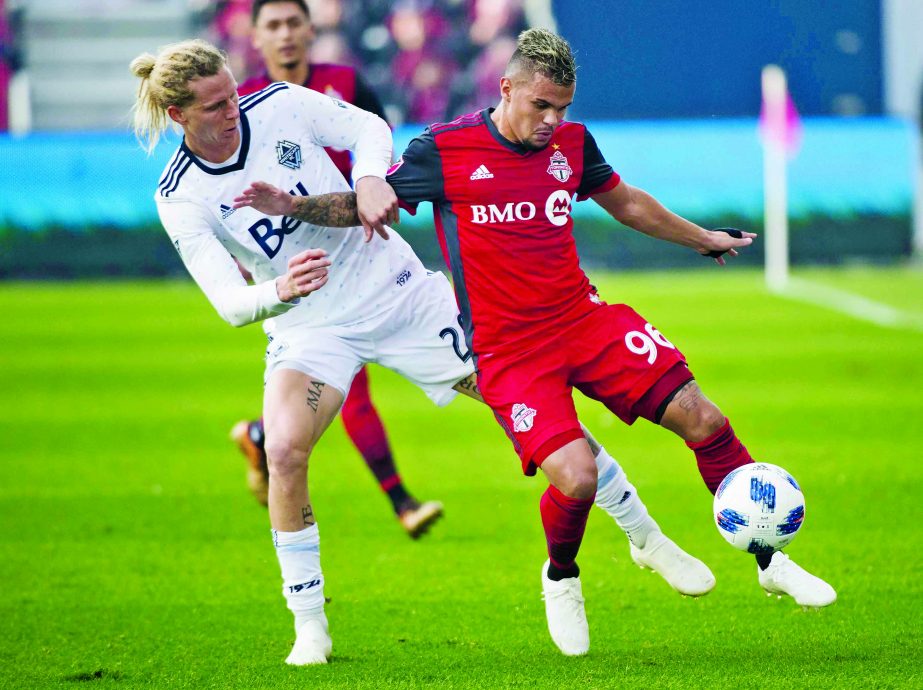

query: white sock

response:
[273,524,325,632]
[594,447,659,548]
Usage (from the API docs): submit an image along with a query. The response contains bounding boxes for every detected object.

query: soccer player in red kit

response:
[388,29,836,651]
[235,28,836,656]
[229,0,443,538]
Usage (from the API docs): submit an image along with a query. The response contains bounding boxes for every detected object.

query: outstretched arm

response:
[593,181,756,265]
[233,181,390,241]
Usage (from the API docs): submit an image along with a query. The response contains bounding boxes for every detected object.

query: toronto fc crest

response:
[511,403,537,433]
[546,149,573,182]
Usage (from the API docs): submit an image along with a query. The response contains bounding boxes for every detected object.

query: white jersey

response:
[155,82,423,335]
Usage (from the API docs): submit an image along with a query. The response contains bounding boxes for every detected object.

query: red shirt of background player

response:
[239,64,387,182]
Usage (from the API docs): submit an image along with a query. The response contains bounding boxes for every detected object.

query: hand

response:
[274,249,331,302]
[700,227,758,266]
[354,176,399,242]
[233,181,295,217]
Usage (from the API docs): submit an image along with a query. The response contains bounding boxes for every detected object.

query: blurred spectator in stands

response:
[446,34,516,121]
[388,1,457,124]
[310,0,343,31]
[310,30,355,64]
[212,0,262,79]
[0,0,15,131]
[211,0,530,125]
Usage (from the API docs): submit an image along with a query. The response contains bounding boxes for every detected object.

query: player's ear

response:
[499,77,512,103]
[166,104,187,126]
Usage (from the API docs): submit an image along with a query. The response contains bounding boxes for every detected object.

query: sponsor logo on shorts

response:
[266,339,289,360]
[511,403,537,433]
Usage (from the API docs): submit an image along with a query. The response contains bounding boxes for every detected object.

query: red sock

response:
[540,485,595,571]
[341,367,406,505]
[686,417,753,494]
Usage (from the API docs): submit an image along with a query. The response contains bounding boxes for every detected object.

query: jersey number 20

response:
[440,316,472,363]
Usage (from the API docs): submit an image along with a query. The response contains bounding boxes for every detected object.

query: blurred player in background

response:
[229,0,444,539]
[236,28,837,657]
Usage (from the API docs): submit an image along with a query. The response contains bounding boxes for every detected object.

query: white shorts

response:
[264,270,474,406]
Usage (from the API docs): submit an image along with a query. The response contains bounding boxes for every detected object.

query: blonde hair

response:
[130,39,228,153]
[506,28,577,86]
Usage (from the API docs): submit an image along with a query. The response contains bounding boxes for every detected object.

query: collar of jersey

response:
[180,110,252,175]
[482,107,543,157]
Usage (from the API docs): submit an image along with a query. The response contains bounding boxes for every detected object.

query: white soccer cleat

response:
[630,530,716,597]
[285,615,332,665]
[758,551,836,608]
[398,499,444,539]
[541,560,590,656]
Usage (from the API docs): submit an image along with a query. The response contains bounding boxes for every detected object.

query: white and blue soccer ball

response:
[713,463,805,554]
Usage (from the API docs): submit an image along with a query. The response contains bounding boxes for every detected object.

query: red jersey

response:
[387,108,619,359]
[238,63,387,182]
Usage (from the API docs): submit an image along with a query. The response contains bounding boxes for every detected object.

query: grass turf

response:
[0,266,921,688]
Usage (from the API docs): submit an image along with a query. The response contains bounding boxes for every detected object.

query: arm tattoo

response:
[453,373,483,401]
[306,380,325,412]
[290,192,361,227]
[302,505,315,526]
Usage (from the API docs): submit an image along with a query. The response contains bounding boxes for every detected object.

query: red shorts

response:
[477,303,693,475]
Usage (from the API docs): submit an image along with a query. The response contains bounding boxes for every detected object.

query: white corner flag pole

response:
[762,65,789,292]
[914,130,923,265]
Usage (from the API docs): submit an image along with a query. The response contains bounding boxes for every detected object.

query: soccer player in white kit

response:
[130,39,716,664]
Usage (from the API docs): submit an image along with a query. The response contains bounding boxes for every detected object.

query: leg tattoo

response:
[302,505,315,527]
[306,380,326,413]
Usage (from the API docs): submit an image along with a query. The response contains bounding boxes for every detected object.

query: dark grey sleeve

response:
[386,128,446,211]
[576,127,619,199]
[353,72,389,124]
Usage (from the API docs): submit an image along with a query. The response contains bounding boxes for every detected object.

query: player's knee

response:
[265,435,312,481]
[555,464,598,500]
[685,400,726,443]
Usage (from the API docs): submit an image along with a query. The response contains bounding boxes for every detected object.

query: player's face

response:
[252,2,314,71]
[171,68,240,154]
[501,72,575,150]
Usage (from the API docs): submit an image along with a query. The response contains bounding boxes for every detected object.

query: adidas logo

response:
[469,164,494,180]
[220,204,236,220]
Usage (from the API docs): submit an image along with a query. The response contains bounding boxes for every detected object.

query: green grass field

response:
[1,266,921,689]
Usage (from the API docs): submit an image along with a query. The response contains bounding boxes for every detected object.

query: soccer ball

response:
[713,463,805,554]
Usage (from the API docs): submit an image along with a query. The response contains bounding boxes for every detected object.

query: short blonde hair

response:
[506,29,577,86]
[129,39,227,153]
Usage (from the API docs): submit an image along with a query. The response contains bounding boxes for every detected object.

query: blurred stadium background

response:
[0,0,921,275]
[2,2,923,687]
